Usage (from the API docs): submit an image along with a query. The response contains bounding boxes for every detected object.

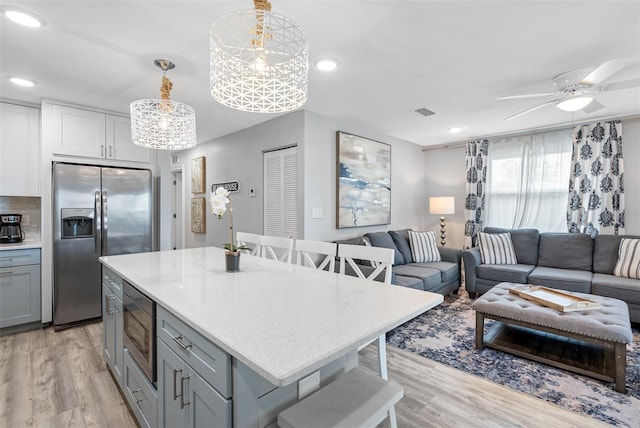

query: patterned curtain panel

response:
[464,139,489,248]
[567,121,624,237]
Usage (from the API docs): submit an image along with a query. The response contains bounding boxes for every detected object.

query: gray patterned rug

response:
[387,293,640,427]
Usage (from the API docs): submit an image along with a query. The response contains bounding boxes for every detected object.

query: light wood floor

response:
[1,323,609,428]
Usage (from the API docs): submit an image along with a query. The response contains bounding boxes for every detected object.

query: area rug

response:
[387,293,640,427]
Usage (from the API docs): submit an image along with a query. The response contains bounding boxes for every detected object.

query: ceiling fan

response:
[498,60,640,120]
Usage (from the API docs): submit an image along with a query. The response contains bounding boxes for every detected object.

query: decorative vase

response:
[225,252,240,272]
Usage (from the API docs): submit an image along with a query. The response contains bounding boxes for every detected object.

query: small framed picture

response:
[191,156,206,193]
[191,197,205,233]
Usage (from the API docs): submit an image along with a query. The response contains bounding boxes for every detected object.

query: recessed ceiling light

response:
[9,77,36,87]
[2,7,45,28]
[448,127,463,134]
[316,59,337,71]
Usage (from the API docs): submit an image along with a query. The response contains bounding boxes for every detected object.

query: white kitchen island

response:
[100,246,443,428]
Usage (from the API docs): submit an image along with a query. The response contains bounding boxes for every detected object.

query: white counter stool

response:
[278,244,402,428]
[295,239,337,272]
[261,235,293,263]
[236,231,262,256]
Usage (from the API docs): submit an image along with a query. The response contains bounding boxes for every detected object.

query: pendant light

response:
[210,0,308,113]
[130,59,196,150]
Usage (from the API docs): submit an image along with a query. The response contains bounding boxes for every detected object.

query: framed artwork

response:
[191,156,206,193]
[191,197,206,233]
[336,131,391,228]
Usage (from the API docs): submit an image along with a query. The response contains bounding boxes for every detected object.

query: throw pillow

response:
[613,238,640,279]
[477,232,517,265]
[408,230,441,263]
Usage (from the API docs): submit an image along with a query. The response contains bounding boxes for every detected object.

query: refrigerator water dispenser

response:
[61,208,94,238]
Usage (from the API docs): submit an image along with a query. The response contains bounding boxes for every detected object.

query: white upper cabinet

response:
[105,115,150,163]
[0,103,40,196]
[46,102,150,164]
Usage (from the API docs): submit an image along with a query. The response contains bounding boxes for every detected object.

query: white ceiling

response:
[1,1,639,147]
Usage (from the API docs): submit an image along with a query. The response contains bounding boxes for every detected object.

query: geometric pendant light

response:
[130,59,197,150]
[209,0,308,113]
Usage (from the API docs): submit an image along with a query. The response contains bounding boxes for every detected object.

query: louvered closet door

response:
[264,146,298,246]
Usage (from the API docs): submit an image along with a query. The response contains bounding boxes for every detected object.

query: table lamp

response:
[429,196,455,246]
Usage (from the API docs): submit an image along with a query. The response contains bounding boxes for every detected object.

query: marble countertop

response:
[100,246,443,386]
[0,241,42,251]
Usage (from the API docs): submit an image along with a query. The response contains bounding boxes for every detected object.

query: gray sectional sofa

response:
[462,227,640,323]
[335,229,462,295]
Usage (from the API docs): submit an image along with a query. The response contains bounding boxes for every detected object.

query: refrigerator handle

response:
[95,191,101,254]
[103,191,108,255]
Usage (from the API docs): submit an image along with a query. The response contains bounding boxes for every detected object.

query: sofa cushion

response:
[408,230,441,262]
[537,233,593,271]
[392,265,441,289]
[477,232,517,264]
[613,238,640,279]
[483,227,540,265]
[365,231,404,265]
[591,273,640,305]
[409,261,459,283]
[476,264,535,284]
[527,266,592,293]
[394,275,424,291]
[389,229,413,264]
[593,234,640,274]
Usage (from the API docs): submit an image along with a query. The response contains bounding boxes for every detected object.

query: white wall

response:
[302,111,427,241]
[423,116,640,242]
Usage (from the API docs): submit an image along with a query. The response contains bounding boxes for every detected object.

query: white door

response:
[263,146,297,239]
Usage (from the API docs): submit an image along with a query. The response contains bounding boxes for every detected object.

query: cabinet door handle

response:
[173,368,182,401]
[108,146,113,158]
[0,271,12,276]
[131,388,145,405]
[173,335,193,351]
[100,144,104,157]
[180,375,191,409]
[106,295,116,314]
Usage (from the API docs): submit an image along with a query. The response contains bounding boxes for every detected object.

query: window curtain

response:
[484,129,572,232]
[567,121,624,237]
[464,139,489,249]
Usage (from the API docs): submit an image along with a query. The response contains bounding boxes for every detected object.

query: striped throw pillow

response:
[408,230,441,263]
[614,238,640,279]
[477,232,517,265]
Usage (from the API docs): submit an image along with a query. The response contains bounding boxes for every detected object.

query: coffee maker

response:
[0,214,25,243]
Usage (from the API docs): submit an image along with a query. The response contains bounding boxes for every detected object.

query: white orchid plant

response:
[210,186,247,254]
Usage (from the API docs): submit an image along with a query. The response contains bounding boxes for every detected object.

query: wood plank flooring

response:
[1,322,609,428]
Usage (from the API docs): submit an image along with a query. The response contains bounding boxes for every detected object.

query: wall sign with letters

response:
[211,181,240,193]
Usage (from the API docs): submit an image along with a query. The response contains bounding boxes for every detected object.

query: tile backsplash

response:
[0,196,41,242]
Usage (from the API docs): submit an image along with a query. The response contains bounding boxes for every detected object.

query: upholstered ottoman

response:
[472,282,633,393]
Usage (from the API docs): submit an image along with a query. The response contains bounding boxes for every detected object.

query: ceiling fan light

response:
[556,96,593,112]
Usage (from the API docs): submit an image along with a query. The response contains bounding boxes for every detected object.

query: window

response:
[485,129,572,232]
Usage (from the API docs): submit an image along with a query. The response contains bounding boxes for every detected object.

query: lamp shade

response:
[210,5,308,113]
[429,196,455,215]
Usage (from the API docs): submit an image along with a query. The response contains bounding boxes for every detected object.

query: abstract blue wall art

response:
[336,131,391,228]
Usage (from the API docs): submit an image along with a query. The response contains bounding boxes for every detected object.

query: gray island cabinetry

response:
[100,246,442,428]
[0,248,41,329]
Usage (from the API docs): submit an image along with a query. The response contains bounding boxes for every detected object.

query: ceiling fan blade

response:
[581,60,630,85]
[504,99,561,121]
[497,92,557,100]
[600,79,640,91]
[582,99,604,114]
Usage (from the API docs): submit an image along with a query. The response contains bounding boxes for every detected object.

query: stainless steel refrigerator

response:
[53,162,153,329]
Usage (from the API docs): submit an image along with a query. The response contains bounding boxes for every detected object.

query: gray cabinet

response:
[124,349,158,428]
[102,267,124,387]
[0,249,41,328]
[157,306,232,428]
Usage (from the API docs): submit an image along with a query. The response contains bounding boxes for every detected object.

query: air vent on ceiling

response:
[413,107,436,117]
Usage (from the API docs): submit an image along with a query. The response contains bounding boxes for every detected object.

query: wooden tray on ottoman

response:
[509,285,601,312]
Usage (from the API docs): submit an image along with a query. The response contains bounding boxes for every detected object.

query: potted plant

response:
[210,186,246,271]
